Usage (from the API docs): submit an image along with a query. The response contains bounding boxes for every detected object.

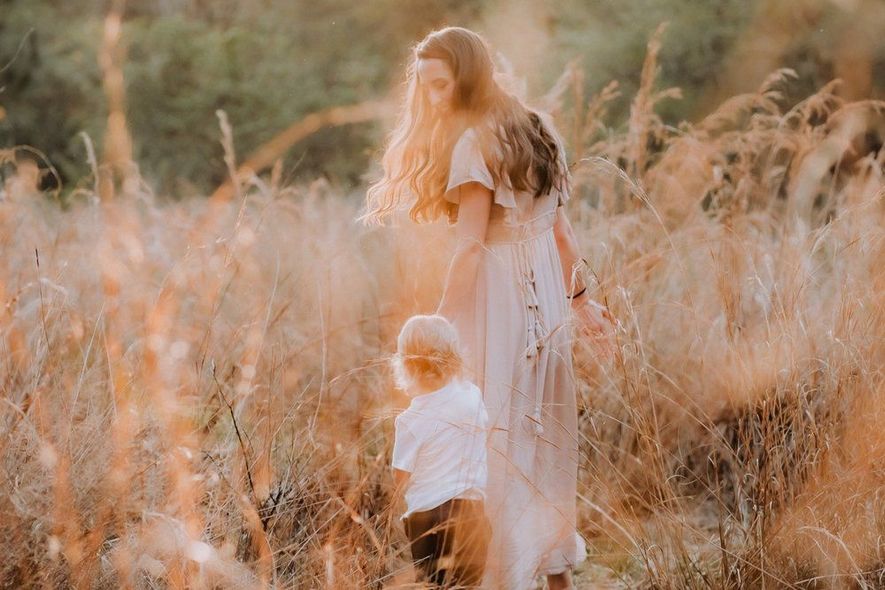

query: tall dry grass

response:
[1,22,884,590]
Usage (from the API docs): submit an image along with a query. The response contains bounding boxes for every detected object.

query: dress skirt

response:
[444,123,586,589]
[453,211,586,590]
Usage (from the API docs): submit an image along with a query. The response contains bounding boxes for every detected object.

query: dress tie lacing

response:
[516,240,547,436]
[499,209,557,437]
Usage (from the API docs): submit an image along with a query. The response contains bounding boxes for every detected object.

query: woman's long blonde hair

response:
[363,26,569,224]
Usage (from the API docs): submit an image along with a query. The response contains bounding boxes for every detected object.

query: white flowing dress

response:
[443,123,587,589]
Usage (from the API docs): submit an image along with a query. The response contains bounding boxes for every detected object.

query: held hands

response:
[570,292,618,363]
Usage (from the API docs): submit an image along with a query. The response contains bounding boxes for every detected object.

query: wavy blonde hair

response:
[363,26,569,224]
[390,315,463,393]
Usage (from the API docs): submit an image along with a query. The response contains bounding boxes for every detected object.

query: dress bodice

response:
[443,119,570,237]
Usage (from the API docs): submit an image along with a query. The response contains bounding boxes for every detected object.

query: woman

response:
[364,27,614,590]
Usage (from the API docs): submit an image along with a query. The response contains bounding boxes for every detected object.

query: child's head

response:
[391,314,463,394]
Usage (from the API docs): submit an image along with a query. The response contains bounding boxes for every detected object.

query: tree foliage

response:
[0,0,882,195]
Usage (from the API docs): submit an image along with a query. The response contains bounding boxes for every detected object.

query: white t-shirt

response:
[392,379,489,519]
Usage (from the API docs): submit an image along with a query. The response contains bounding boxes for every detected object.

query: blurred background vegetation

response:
[1,3,883,587]
[1,0,884,197]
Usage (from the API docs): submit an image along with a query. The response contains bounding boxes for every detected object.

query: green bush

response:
[1,0,479,194]
[1,0,881,197]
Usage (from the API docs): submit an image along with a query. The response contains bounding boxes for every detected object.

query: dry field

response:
[1,27,884,590]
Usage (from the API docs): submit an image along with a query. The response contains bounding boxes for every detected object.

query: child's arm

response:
[392,468,411,495]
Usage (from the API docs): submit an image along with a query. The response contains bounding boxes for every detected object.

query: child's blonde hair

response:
[391,315,463,392]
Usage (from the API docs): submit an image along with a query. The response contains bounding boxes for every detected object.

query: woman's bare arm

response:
[436,182,493,323]
[553,207,617,357]
[552,206,586,296]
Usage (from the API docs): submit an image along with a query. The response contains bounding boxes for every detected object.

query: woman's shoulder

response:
[451,125,488,157]
[453,112,563,169]
[453,115,499,148]
[448,120,503,178]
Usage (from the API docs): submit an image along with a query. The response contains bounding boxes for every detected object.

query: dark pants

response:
[404,498,491,588]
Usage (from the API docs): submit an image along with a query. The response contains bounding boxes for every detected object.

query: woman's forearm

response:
[436,241,483,324]
[554,213,585,296]
[435,182,492,323]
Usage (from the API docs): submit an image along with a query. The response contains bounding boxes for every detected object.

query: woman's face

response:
[416,57,454,116]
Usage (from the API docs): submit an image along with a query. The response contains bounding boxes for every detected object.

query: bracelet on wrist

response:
[568,286,587,301]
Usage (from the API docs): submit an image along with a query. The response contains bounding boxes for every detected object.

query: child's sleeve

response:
[391,415,420,473]
[472,383,490,429]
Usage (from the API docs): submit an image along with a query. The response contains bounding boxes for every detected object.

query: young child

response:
[390,314,490,588]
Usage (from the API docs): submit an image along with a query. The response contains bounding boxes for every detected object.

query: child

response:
[390,314,491,588]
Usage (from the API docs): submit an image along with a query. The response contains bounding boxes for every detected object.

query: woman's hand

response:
[553,208,617,362]
[571,294,618,363]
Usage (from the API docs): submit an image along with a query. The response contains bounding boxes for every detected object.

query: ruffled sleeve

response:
[444,127,517,209]
[391,415,420,473]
